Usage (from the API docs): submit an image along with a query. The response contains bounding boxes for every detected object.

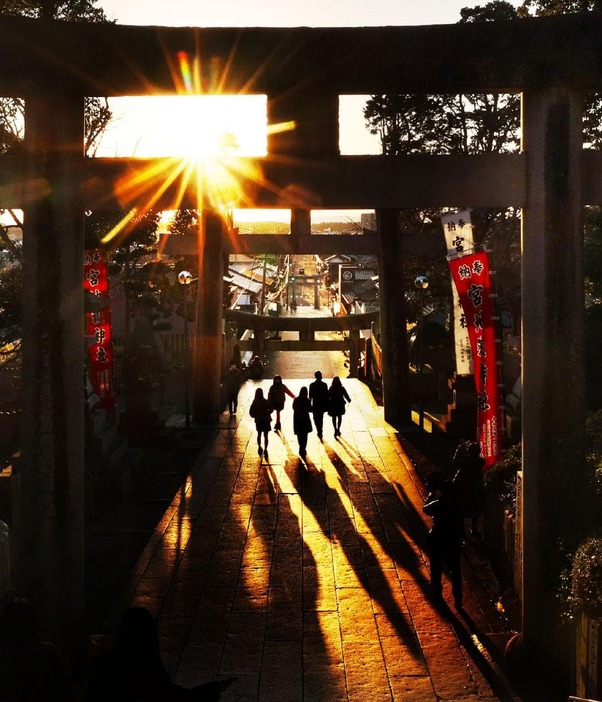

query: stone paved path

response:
[102,378,522,701]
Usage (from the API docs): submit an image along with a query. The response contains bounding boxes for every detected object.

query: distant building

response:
[360,212,377,232]
[338,261,379,314]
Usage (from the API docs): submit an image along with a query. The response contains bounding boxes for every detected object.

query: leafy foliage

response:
[0,99,23,154]
[364,2,522,330]
[557,410,602,617]
[0,0,112,154]
[0,263,22,340]
[584,208,602,306]
[461,0,522,21]
[0,0,109,21]
[518,1,602,151]
[364,0,602,341]
[518,0,602,15]
[562,537,602,618]
[93,210,178,332]
[585,409,602,497]
[483,440,521,513]
[364,3,521,158]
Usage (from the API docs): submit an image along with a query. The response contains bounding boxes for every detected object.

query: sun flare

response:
[93,47,350,244]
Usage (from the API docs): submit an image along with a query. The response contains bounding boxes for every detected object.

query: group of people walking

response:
[226,357,489,609]
[249,371,351,458]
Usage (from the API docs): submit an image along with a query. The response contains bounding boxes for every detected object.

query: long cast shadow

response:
[289,455,422,657]
[445,606,532,702]
[262,462,333,682]
[325,440,436,607]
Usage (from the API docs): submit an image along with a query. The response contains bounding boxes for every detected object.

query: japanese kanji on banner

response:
[84,248,115,409]
[448,252,502,469]
[441,210,474,375]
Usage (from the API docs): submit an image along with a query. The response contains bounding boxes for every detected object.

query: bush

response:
[563,536,602,619]
[484,441,521,515]
[586,409,602,495]
[558,411,602,619]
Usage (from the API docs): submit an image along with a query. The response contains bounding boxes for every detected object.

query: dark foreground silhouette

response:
[82,607,235,701]
[0,598,75,702]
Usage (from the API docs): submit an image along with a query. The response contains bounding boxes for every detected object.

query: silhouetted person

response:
[422,478,465,609]
[328,376,351,438]
[224,359,244,416]
[249,387,274,457]
[292,386,313,458]
[247,355,264,380]
[232,343,242,370]
[0,598,74,702]
[308,370,329,440]
[451,440,486,537]
[267,375,294,431]
[82,607,233,701]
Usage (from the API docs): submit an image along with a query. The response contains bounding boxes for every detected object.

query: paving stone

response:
[303,633,344,668]
[402,580,455,633]
[220,632,264,676]
[303,666,347,701]
[419,630,479,699]
[375,611,415,640]
[265,606,303,642]
[342,641,391,701]
[389,675,437,702]
[175,640,224,685]
[337,587,379,642]
[188,602,232,643]
[259,641,303,702]
[380,633,428,677]
[98,378,522,701]
[220,675,260,702]
[303,609,341,640]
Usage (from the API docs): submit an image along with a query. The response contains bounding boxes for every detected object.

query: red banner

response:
[448,252,502,469]
[84,248,115,409]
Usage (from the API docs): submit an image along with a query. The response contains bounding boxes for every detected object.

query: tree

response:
[517,0,602,407]
[364,2,522,345]
[0,0,113,155]
[461,0,521,20]
[518,0,602,151]
[85,209,173,339]
[518,0,602,14]
[584,207,602,306]
[364,2,521,157]
[0,0,114,358]
[0,0,107,21]
[0,263,22,346]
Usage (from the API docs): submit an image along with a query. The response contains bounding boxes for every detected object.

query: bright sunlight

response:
[90,42,379,249]
[95,94,268,159]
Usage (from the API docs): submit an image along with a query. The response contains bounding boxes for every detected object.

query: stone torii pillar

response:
[377,209,411,428]
[193,210,224,424]
[521,86,586,671]
[16,82,85,655]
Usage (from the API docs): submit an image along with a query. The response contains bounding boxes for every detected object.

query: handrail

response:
[568,696,602,702]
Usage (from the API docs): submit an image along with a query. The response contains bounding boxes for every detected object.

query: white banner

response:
[441,209,474,375]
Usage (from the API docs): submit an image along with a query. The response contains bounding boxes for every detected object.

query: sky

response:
[98,0,521,28]
[94,0,522,223]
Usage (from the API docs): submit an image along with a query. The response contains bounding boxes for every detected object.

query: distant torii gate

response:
[285,272,325,310]
[224,309,379,374]
[0,11,599,672]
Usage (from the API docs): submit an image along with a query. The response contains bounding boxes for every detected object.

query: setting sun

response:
[94,94,268,159]
[90,89,378,244]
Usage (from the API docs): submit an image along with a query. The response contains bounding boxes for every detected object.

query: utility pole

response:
[260,255,267,314]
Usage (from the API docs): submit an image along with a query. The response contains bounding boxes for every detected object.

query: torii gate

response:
[0,12,599,669]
